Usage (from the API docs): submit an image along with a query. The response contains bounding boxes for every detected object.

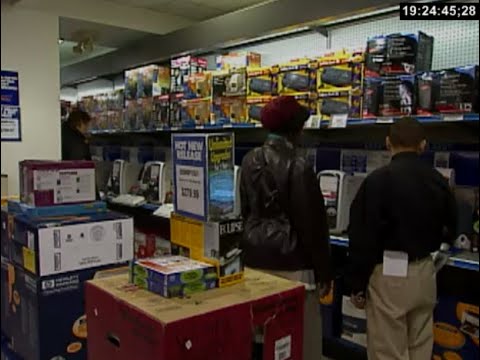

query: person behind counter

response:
[61,109,93,161]
[240,96,333,360]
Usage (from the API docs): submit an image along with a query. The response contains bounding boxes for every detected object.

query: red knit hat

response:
[260,96,309,133]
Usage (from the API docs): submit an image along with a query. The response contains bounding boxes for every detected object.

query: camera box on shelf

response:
[182,72,212,99]
[172,133,235,222]
[416,71,436,116]
[246,96,273,123]
[365,32,434,76]
[170,213,244,287]
[19,160,96,207]
[212,96,247,124]
[276,59,317,94]
[130,255,218,298]
[216,51,261,70]
[341,295,367,348]
[86,269,305,360]
[247,67,275,97]
[433,297,478,359]
[433,65,479,114]
[11,212,133,277]
[182,98,212,126]
[317,50,364,93]
[170,56,208,94]
[213,68,247,98]
[379,75,416,116]
[1,257,127,360]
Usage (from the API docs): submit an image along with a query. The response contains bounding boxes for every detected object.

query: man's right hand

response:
[318,282,332,298]
[351,292,366,309]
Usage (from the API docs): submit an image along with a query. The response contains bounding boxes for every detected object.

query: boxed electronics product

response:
[341,296,367,347]
[246,96,273,123]
[213,68,247,98]
[433,297,479,359]
[11,212,134,277]
[379,75,416,116]
[170,56,208,94]
[182,72,212,99]
[0,209,13,259]
[416,72,436,116]
[433,65,479,114]
[86,269,305,360]
[135,98,155,130]
[181,98,212,126]
[7,200,107,218]
[365,32,434,76]
[152,65,171,97]
[2,259,127,360]
[130,255,218,298]
[153,94,171,129]
[317,50,364,93]
[277,59,316,94]
[134,230,171,259]
[124,65,158,100]
[108,110,124,131]
[247,67,275,97]
[19,160,96,207]
[169,94,185,128]
[170,213,244,287]
[363,77,382,118]
[172,133,235,222]
[317,92,362,121]
[212,96,247,124]
[216,51,261,70]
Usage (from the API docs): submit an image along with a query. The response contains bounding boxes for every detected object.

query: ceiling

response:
[59,40,116,68]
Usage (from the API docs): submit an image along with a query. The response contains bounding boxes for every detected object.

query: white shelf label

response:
[376,117,394,124]
[442,114,464,122]
[330,114,348,128]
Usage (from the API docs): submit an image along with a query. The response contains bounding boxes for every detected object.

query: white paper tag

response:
[442,114,463,122]
[330,114,348,128]
[383,251,408,277]
[376,117,394,124]
[275,335,292,360]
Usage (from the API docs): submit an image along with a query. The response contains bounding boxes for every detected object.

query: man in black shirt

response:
[347,117,457,360]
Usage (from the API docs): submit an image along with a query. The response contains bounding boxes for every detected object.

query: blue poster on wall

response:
[1,70,21,141]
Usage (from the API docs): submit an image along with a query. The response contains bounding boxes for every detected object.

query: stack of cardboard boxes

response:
[0,160,134,360]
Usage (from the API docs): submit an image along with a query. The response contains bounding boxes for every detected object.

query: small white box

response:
[341,296,367,347]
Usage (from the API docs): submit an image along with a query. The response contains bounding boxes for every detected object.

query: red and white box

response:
[19,160,96,206]
[86,269,305,360]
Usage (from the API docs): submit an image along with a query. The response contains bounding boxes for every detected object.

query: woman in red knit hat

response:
[240,96,332,360]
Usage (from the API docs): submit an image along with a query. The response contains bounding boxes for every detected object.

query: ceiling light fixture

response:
[58,38,65,45]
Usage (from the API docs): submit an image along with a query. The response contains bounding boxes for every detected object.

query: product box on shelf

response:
[153,65,171,97]
[2,258,128,360]
[134,230,171,259]
[341,295,367,348]
[130,255,218,298]
[277,59,316,94]
[86,269,305,360]
[108,109,124,131]
[433,297,479,359]
[246,96,273,123]
[416,72,436,116]
[19,160,96,207]
[182,97,212,126]
[11,212,134,277]
[124,65,158,100]
[247,67,274,97]
[183,72,212,99]
[212,96,247,124]
[433,65,479,114]
[0,209,13,259]
[317,92,362,121]
[172,133,235,222]
[153,95,171,129]
[170,213,244,287]
[213,68,247,97]
[379,75,416,116]
[363,77,382,118]
[7,200,106,218]
[170,56,208,94]
[365,32,434,76]
[169,94,185,128]
[216,51,261,70]
[317,50,364,93]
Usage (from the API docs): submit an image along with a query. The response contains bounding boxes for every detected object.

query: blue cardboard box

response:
[12,211,133,277]
[172,133,235,222]
[131,256,218,298]
[7,200,107,218]
[2,259,128,360]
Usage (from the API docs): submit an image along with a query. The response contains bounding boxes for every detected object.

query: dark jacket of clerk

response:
[240,96,332,360]
[61,110,92,161]
[347,117,457,360]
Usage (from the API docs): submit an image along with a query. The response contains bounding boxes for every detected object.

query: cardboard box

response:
[362,77,382,118]
[131,256,218,297]
[86,269,305,360]
[433,297,479,359]
[152,94,171,129]
[7,200,107,218]
[216,51,261,70]
[317,50,364,93]
[183,72,212,99]
[2,258,127,360]
[170,213,244,287]
[341,296,367,347]
[172,133,235,221]
[212,96,247,124]
[317,92,362,120]
[134,230,171,259]
[277,59,317,95]
[19,160,96,207]
[246,96,273,123]
[212,68,247,98]
[379,75,416,116]
[170,56,208,94]
[182,98,212,126]
[11,212,134,277]
[247,67,274,97]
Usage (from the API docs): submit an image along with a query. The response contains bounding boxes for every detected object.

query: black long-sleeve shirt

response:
[347,152,457,293]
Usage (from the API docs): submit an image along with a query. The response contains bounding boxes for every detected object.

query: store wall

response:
[1,7,60,195]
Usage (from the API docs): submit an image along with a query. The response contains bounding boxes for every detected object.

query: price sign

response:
[376,117,394,124]
[442,114,464,122]
[175,164,205,217]
[330,114,348,128]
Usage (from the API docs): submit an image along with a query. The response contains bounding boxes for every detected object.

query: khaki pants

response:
[263,270,322,360]
[366,258,437,360]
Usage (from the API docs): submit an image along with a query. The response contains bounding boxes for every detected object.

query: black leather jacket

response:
[240,135,332,283]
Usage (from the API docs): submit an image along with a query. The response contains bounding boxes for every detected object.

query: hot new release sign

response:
[1,70,21,141]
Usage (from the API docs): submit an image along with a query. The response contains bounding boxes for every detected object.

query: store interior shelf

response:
[89,113,479,135]
[330,236,479,272]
